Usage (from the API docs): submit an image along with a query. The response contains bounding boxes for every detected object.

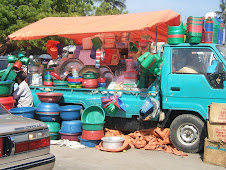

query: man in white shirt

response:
[13,71,34,107]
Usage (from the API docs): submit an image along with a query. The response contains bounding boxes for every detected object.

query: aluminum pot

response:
[101,136,125,149]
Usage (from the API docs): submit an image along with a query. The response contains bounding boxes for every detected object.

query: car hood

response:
[0,114,48,135]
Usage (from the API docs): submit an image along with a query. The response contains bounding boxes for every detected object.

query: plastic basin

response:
[0,96,15,110]
[60,105,82,121]
[37,114,60,122]
[101,136,125,149]
[9,107,35,119]
[0,81,14,97]
[36,102,60,114]
[60,120,82,134]
[50,133,59,140]
[44,122,61,133]
[1,64,17,81]
[59,132,81,141]
[78,136,101,147]
[81,130,104,140]
[81,105,105,123]
[81,121,105,131]
[36,93,63,103]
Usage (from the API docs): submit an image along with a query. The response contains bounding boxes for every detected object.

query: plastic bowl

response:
[44,122,61,133]
[36,102,60,114]
[81,105,105,123]
[97,78,106,83]
[50,72,61,80]
[37,114,60,122]
[60,105,82,120]
[50,133,59,140]
[9,107,35,119]
[60,120,82,134]
[78,136,101,147]
[59,132,81,141]
[0,81,14,97]
[0,96,15,110]
[101,136,125,149]
[36,92,63,103]
[81,121,105,131]
[43,81,53,86]
[81,130,104,140]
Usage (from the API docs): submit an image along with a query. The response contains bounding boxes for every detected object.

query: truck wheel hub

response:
[178,124,198,144]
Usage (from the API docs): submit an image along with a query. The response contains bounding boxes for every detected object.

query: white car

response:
[0,103,55,169]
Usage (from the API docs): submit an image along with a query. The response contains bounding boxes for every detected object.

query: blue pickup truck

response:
[30,43,226,153]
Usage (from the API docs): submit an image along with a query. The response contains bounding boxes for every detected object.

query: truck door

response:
[166,47,226,119]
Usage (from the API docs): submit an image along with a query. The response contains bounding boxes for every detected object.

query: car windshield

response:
[216,45,226,61]
[0,104,8,115]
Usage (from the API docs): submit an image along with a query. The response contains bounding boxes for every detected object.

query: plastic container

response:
[101,136,125,149]
[9,107,35,119]
[53,80,68,87]
[36,102,60,114]
[0,96,15,110]
[50,133,59,140]
[104,49,114,64]
[168,22,184,44]
[60,120,82,134]
[43,81,53,86]
[60,105,82,121]
[60,132,81,141]
[81,130,104,140]
[126,59,135,71]
[98,82,106,87]
[81,105,105,123]
[46,40,60,54]
[36,92,63,103]
[50,72,61,80]
[97,78,106,83]
[78,136,101,147]
[1,64,17,81]
[50,47,58,59]
[0,81,14,97]
[82,79,98,89]
[13,61,22,70]
[83,72,98,79]
[44,122,61,133]
[37,114,60,122]
[81,121,105,131]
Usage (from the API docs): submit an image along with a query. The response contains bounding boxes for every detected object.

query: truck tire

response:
[169,114,207,153]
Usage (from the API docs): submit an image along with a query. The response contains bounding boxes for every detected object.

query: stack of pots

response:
[67,76,83,88]
[97,78,106,89]
[59,105,83,141]
[36,92,63,139]
[82,72,98,89]
[43,71,53,86]
[80,105,105,147]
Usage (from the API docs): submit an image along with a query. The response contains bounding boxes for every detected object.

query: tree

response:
[216,0,226,24]
[94,0,127,16]
[0,0,96,54]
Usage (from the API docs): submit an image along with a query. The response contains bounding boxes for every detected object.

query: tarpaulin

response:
[96,128,188,157]
[8,10,180,43]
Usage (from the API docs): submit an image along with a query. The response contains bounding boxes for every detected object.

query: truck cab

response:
[160,43,226,153]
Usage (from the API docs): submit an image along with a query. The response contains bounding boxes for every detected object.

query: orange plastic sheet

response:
[96,128,188,157]
[8,10,180,43]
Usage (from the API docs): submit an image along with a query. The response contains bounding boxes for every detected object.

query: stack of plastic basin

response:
[214,17,224,44]
[43,71,53,86]
[186,16,203,43]
[0,81,15,110]
[168,22,184,44]
[202,17,213,43]
[59,105,83,141]
[44,122,61,140]
[80,105,105,147]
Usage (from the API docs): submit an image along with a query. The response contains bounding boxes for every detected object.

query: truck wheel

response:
[169,114,206,153]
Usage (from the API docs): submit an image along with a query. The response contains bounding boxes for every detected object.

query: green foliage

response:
[216,0,226,24]
[95,2,127,16]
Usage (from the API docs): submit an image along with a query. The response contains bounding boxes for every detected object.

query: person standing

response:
[13,71,34,107]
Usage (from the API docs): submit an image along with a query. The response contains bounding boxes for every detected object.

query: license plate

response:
[0,138,2,157]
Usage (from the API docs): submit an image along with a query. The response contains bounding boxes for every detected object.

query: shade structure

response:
[8,10,180,43]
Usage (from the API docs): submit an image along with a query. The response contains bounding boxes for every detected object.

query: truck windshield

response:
[0,105,8,115]
[216,45,226,60]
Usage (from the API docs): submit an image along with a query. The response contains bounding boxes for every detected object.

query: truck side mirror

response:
[218,62,224,74]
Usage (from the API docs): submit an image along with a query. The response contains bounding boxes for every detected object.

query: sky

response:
[126,0,221,21]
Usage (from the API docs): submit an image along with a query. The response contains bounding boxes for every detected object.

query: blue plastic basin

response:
[78,136,101,147]
[36,102,60,114]
[60,120,82,134]
[9,107,35,119]
[37,114,60,122]
[60,105,82,120]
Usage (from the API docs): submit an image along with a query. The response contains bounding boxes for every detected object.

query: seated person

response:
[13,71,34,107]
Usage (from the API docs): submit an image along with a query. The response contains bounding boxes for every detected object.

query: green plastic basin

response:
[44,122,61,133]
[0,81,14,97]
[81,105,105,123]
[1,64,17,81]
[50,133,59,140]
[81,121,105,131]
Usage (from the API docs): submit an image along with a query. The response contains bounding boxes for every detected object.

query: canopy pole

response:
[156,26,157,53]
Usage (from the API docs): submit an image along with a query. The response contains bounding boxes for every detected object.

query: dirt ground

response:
[50,145,225,170]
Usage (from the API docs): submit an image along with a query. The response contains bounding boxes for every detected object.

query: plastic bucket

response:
[46,40,60,54]
[50,47,58,60]
[13,61,22,70]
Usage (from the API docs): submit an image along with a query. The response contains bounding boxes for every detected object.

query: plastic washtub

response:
[36,93,63,103]
[50,132,59,140]
[81,121,105,131]
[44,122,61,133]
[78,136,101,147]
[81,130,104,140]
[59,132,81,141]
[81,105,105,123]
[0,81,14,97]
[1,64,17,81]
[60,105,82,121]
[9,107,35,119]
[60,120,82,134]
[37,114,60,122]
[0,96,15,110]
